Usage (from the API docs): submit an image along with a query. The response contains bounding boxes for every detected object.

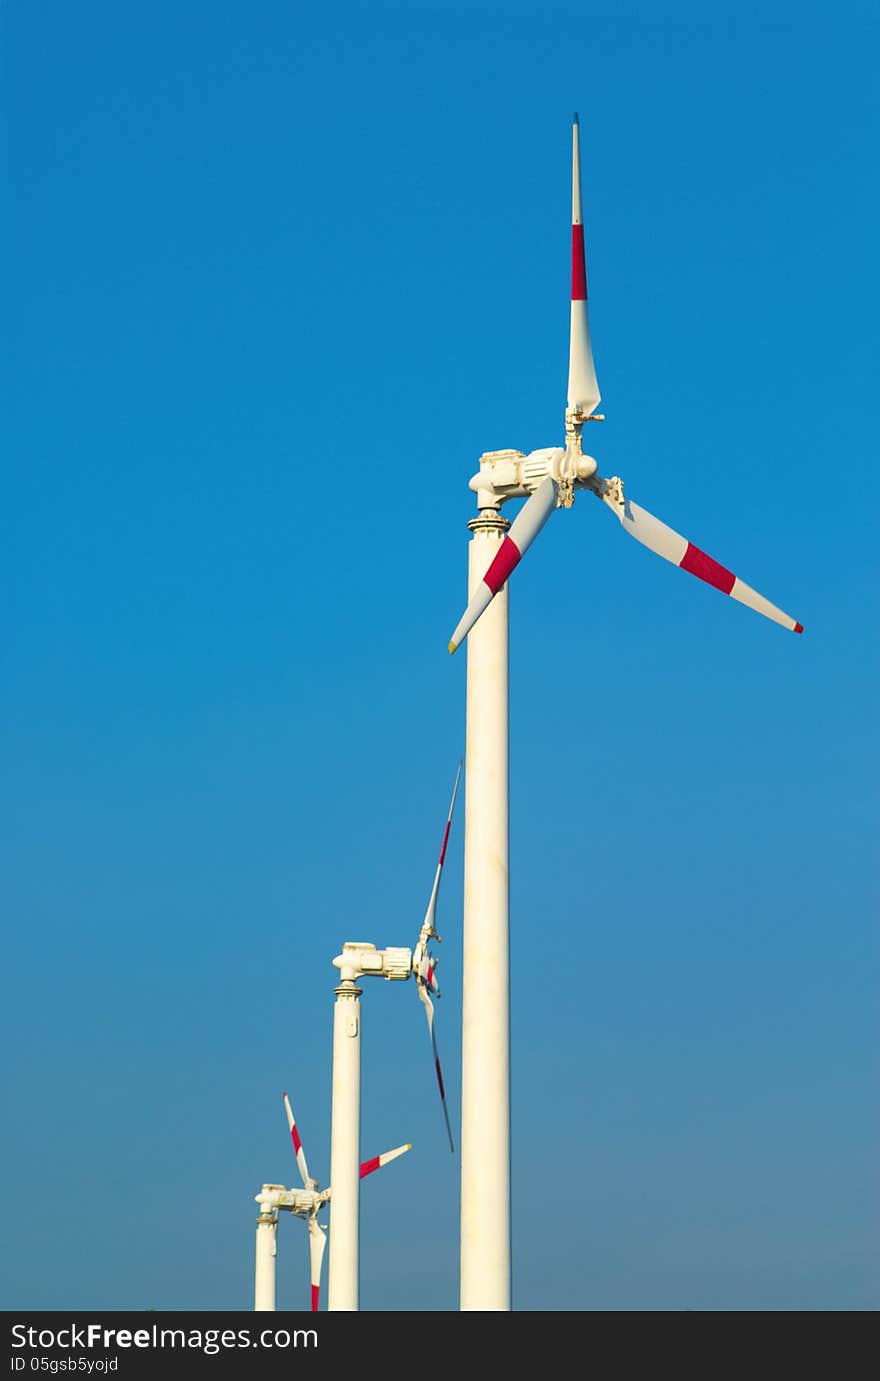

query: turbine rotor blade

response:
[307,1216,326,1313]
[599,478,803,633]
[359,1143,412,1179]
[283,1092,311,1187]
[420,759,462,937]
[448,477,558,653]
[568,113,601,417]
[417,981,455,1152]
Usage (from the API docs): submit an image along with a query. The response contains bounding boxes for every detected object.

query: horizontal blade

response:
[283,1092,311,1187]
[359,1143,412,1179]
[420,760,462,939]
[449,477,558,653]
[599,478,803,633]
[568,113,600,417]
[308,1217,326,1312]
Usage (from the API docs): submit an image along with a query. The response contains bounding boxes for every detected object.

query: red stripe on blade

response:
[360,1156,380,1179]
[438,819,452,865]
[291,1126,302,1154]
[483,535,521,595]
[794,622,804,634]
[571,224,587,300]
[311,1285,319,1312]
[679,543,736,595]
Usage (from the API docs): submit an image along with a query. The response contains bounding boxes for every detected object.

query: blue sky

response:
[2,0,877,1311]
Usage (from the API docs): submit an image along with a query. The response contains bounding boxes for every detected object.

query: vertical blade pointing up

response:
[567,113,601,417]
[283,1092,311,1188]
[420,759,462,936]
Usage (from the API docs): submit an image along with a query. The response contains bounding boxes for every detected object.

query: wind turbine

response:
[327,762,460,1311]
[254,1093,411,1311]
[448,114,803,1311]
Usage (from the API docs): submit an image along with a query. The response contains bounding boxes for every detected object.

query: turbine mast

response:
[459,508,511,1310]
[452,115,802,1314]
[327,964,363,1311]
[254,1191,279,1311]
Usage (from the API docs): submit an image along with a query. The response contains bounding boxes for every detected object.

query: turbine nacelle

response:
[468,446,598,511]
[333,942,413,984]
[256,1184,330,1218]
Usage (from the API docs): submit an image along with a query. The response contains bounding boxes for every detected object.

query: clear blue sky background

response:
[2,0,877,1312]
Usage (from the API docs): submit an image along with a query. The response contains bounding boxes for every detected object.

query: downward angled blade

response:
[420,760,462,937]
[448,477,558,653]
[568,113,600,418]
[283,1092,311,1187]
[599,478,803,633]
[359,1142,412,1179]
[417,979,455,1152]
[307,1216,326,1313]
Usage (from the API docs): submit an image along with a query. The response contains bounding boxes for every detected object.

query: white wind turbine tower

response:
[254,1092,410,1311]
[449,114,803,1312]
[327,763,460,1311]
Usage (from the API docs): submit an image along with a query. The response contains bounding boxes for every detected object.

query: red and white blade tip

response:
[448,478,558,653]
[433,1051,455,1153]
[438,759,462,867]
[359,1143,412,1179]
[282,1091,311,1185]
[308,1218,326,1312]
[420,760,462,933]
[568,113,600,416]
[605,487,803,634]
